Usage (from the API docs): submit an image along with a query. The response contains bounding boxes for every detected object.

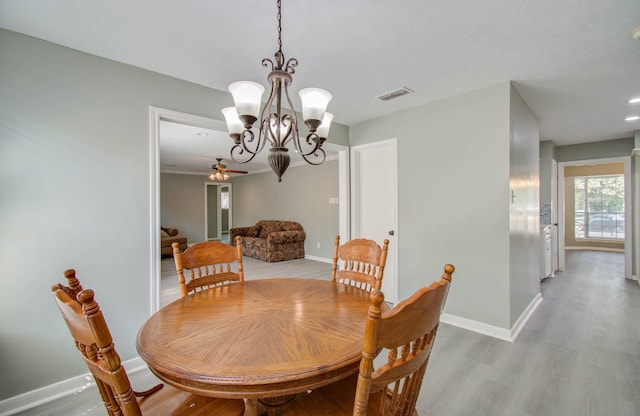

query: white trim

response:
[441,293,543,343]
[304,255,333,264]
[149,110,161,315]
[0,357,145,416]
[440,313,512,342]
[149,107,227,315]
[510,293,544,341]
[334,144,350,241]
[624,157,632,279]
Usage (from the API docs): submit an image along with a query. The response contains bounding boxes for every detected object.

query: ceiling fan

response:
[208,158,248,181]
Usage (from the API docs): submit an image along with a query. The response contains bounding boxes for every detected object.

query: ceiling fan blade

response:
[224,169,248,174]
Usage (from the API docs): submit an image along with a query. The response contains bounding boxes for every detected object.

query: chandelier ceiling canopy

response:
[221,0,333,182]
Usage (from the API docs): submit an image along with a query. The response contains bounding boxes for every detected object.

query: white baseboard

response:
[510,293,543,341]
[304,255,332,264]
[441,293,543,343]
[0,357,145,416]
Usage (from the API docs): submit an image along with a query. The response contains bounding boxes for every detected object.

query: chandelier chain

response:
[277,0,282,52]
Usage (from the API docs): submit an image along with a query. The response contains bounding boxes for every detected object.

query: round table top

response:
[136,278,373,399]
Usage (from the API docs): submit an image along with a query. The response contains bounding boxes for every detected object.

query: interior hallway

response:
[421,250,639,415]
[14,250,640,415]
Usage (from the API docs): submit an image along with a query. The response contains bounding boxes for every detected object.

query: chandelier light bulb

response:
[316,112,334,138]
[221,107,244,135]
[299,88,332,122]
[228,81,265,120]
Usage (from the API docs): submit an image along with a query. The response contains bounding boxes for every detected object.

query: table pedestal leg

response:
[245,394,304,416]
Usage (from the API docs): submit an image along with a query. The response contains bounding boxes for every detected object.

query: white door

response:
[351,139,398,304]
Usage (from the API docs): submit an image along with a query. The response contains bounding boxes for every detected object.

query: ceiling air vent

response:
[376,87,414,101]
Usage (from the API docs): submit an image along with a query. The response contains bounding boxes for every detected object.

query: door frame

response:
[350,138,398,304]
[149,107,227,314]
[205,182,233,241]
[557,156,632,279]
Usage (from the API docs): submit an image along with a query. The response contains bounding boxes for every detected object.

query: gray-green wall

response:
[161,173,210,243]
[231,160,340,259]
[555,137,634,162]
[539,140,555,206]
[351,82,517,329]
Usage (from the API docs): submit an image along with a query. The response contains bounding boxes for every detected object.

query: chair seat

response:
[138,384,245,415]
[282,375,418,415]
[282,374,415,416]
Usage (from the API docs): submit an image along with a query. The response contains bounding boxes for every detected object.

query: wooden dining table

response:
[136,278,374,414]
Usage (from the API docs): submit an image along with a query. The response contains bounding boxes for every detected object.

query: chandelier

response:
[221,0,333,182]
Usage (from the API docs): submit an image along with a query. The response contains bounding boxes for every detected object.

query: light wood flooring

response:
[14,250,640,415]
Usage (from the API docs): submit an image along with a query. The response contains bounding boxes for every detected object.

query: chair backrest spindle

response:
[331,235,390,292]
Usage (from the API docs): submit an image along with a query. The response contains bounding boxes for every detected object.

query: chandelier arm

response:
[230,142,258,164]
[260,80,279,147]
[274,113,294,148]
[263,116,280,147]
[262,58,275,71]
[300,146,326,165]
[293,131,324,157]
[280,83,299,148]
[284,58,298,74]
[236,129,265,158]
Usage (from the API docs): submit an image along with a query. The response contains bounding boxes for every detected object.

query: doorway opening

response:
[205,183,232,243]
[557,156,632,279]
[149,107,351,313]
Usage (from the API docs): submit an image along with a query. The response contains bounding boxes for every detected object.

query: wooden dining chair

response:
[51,269,245,416]
[282,264,455,416]
[172,236,244,297]
[331,235,390,291]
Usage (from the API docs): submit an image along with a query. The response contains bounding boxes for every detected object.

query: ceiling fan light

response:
[316,112,333,138]
[299,88,332,122]
[228,81,265,119]
[221,107,244,135]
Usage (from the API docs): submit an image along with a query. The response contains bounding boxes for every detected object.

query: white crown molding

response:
[631,148,640,157]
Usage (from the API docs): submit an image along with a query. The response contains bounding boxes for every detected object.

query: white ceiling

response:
[1,0,639,174]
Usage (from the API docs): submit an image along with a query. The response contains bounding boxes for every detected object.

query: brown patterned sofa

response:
[230,220,305,262]
[160,226,187,257]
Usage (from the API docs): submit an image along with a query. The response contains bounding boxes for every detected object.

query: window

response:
[574,175,624,239]
[221,191,229,209]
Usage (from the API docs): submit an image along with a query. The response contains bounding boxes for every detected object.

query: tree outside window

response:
[574,175,624,239]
